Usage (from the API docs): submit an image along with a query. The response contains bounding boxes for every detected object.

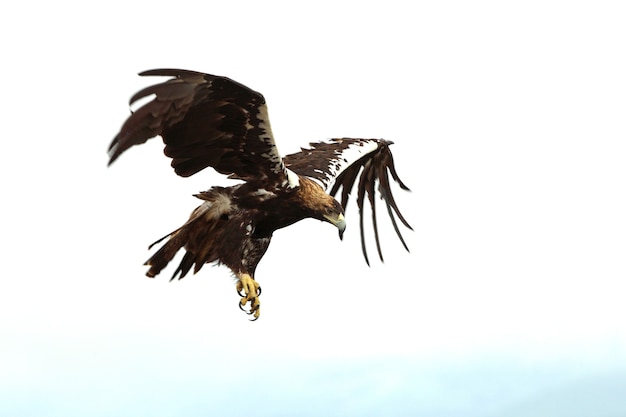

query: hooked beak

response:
[324,213,346,240]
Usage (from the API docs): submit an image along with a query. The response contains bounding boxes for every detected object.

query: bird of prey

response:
[109,69,411,319]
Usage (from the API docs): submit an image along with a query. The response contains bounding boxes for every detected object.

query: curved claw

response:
[239,302,260,320]
[257,285,262,296]
[239,299,259,316]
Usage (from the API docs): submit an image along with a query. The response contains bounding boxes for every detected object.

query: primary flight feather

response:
[109,69,412,319]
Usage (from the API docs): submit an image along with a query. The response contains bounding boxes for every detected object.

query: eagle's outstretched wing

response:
[108,69,298,188]
[284,138,412,265]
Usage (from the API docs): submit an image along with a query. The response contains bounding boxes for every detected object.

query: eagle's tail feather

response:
[170,251,196,281]
[144,226,193,279]
[143,190,232,280]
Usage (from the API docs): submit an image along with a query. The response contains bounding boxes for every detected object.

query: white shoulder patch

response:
[284,168,300,189]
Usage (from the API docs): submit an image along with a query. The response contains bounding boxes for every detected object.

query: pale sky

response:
[2,1,625,416]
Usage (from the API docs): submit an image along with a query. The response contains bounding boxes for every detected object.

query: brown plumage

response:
[109,69,411,319]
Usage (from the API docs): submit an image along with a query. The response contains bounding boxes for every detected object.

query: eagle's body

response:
[145,177,339,281]
[109,69,411,319]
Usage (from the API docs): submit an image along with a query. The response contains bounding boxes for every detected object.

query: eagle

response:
[109,69,411,319]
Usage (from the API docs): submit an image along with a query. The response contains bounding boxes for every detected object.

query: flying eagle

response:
[109,69,411,319]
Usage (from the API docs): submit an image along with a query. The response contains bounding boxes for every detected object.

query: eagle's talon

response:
[236,273,261,319]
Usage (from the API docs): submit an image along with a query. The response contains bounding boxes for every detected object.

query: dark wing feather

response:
[284,138,412,264]
[109,69,297,188]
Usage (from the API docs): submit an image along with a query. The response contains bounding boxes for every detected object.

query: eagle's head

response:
[298,177,346,239]
[321,198,346,240]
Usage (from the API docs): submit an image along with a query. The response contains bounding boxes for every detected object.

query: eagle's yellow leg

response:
[236,273,261,320]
